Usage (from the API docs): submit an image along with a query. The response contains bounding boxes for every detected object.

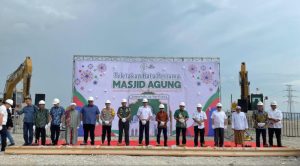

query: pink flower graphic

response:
[75,79,80,85]
[188,64,197,74]
[80,70,93,83]
[201,71,213,84]
[97,63,107,73]
[88,64,94,69]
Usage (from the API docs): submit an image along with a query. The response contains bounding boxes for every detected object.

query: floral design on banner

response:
[99,72,105,77]
[201,71,213,84]
[188,64,197,74]
[80,70,94,83]
[197,81,201,86]
[93,80,98,85]
[200,65,206,71]
[98,63,107,73]
[75,79,81,86]
[88,64,94,69]
[213,80,219,87]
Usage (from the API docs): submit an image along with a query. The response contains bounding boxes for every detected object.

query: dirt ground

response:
[0,134,300,166]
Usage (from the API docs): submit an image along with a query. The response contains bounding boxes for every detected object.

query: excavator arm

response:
[3,57,32,101]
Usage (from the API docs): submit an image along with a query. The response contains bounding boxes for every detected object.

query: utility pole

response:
[284,84,297,113]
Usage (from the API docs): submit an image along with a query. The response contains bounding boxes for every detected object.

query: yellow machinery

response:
[238,62,250,112]
[239,62,250,101]
[2,57,32,102]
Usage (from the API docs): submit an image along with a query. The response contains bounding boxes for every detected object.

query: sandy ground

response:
[0,134,300,165]
[0,155,299,166]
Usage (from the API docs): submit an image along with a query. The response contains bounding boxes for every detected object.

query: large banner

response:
[72,56,220,136]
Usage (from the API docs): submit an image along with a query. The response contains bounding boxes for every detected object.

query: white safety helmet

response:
[121,99,127,103]
[257,101,264,106]
[105,100,111,104]
[236,106,242,110]
[5,99,13,106]
[216,103,223,107]
[39,100,46,105]
[179,102,185,107]
[197,104,202,108]
[142,98,148,103]
[70,103,77,106]
[271,101,277,106]
[52,98,60,105]
[159,104,165,109]
[88,96,94,101]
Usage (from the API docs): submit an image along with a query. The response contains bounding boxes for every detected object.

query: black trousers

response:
[139,121,150,145]
[255,128,267,147]
[157,127,168,146]
[194,126,205,146]
[83,124,95,145]
[50,125,60,145]
[35,127,46,145]
[176,127,186,145]
[23,122,33,145]
[268,128,282,147]
[118,120,130,145]
[214,128,224,147]
[102,125,112,145]
[0,125,7,151]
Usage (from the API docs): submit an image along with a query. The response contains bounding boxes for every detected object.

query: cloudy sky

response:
[1,0,300,112]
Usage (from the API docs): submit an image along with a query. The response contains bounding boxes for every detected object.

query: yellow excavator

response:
[1,57,32,104]
[238,62,250,113]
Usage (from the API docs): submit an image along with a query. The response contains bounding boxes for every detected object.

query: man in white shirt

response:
[0,99,13,152]
[192,104,207,147]
[232,106,248,147]
[267,101,283,147]
[211,103,227,147]
[137,98,153,146]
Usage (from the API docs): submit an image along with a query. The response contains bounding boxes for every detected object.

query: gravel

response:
[0,155,299,166]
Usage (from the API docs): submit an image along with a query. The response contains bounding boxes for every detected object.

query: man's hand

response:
[197,120,203,125]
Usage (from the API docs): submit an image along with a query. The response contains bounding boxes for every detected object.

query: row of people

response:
[252,101,283,147]
[0,97,283,151]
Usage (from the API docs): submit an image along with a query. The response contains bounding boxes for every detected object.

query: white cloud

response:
[37,5,76,20]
